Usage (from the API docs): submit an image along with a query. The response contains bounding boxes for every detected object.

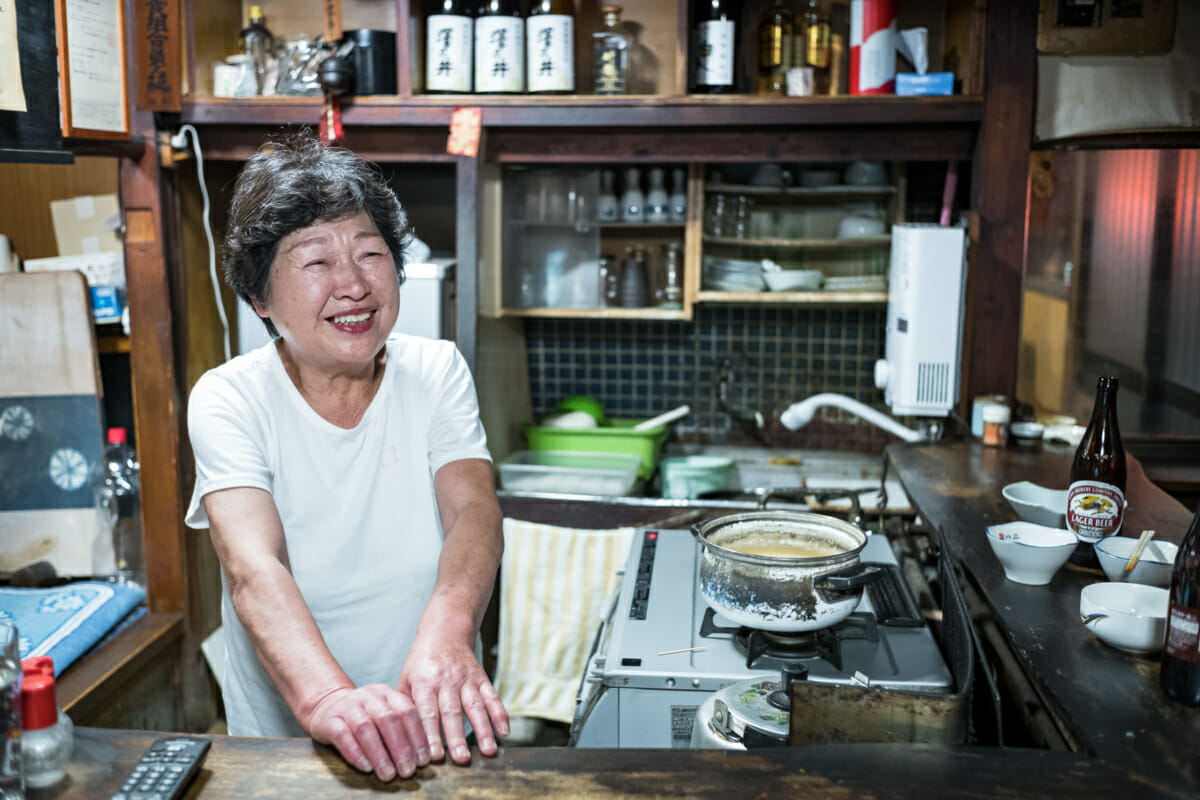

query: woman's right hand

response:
[304,684,430,781]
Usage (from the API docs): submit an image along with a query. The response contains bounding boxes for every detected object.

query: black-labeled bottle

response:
[692,0,741,94]
[1162,505,1200,707]
[527,0,575,94]
[475,0,525,94]
[427,0,475,93]
[1067,376,1126,565]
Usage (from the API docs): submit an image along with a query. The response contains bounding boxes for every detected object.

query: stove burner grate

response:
[700,608,881,672]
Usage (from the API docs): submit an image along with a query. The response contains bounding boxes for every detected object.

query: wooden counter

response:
[29,727,1184,799]
[886,441,1199,794]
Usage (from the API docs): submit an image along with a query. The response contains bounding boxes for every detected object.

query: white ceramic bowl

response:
[836,215,885,239]
[1002,481,1068,529]
[843,161,888,186]
[1094,537,1179,587]
[986,521,1077,585]
[1080,582,1169,654]
[763,270,823,292]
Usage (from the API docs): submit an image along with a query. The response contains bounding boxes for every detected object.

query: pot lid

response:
[710,677,790,744]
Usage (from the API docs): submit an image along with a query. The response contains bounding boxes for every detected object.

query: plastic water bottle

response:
[100,427,144,587]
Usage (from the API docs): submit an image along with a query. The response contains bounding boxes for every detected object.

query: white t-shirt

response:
[185,334,491,737]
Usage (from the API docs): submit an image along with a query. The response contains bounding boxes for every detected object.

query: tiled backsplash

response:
[524,305,891,445]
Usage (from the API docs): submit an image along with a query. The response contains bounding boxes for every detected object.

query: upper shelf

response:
[180,95,984,128]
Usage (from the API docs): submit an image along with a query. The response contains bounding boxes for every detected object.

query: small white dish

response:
[1002,481,1068,529]
[763,270,823,292]
[1080,582,1169,654]
[1010,421,1045,442]
[1094,537,1178,587]
[986,521,1077,586]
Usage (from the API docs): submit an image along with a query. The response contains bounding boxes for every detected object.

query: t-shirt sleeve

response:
[185,370,275,529]
[427,342,492,474]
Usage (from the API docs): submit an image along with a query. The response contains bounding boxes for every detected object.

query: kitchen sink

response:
[662,444,911,513]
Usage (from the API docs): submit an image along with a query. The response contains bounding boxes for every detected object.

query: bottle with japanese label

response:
[475,0,524,94]
[799,0,831,94]
[1067,376,1126,563]
[1162,504,1200,707]
[427,0,475,93]
[756,0,792,95]
[527,0,575,94]
[692,0,741,93]
[593,5,630,95]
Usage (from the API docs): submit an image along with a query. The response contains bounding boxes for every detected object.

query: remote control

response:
[110,737,211,800]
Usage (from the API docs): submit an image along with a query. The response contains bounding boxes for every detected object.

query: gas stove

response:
[570,528,954,748]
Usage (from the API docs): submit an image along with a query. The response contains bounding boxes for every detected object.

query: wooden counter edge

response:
[55,611,184,721]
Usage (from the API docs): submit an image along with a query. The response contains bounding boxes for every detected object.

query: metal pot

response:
[691,510,882,632]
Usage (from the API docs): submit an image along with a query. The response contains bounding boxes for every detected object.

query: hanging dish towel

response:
[0,581,146,675]
[493,519,633,724]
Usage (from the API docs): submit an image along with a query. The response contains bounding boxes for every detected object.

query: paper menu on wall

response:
[0,1,27,112]
[62,0,125,133]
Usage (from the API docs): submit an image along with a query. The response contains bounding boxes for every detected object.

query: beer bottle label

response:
[1066,481,1125,541]
[1165,605,1200,664]
[526,15,574,93]
[475,17,525,93]
[696,20,736,87]
[427,15,474,92]
[807,23,831,68]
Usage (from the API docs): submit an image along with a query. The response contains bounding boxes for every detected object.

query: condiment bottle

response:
[1162,504,1200,707]
[1066,377,1126,563]
[981,404,1010,447]
[19,657,73,789]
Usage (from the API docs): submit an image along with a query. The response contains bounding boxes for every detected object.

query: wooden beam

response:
[964,0,1038,406]
[120,139,188,614]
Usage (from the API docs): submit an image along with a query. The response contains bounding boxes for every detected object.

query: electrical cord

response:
[172,124,231,362]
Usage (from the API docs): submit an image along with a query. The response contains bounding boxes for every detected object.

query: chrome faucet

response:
[716,357,765,431]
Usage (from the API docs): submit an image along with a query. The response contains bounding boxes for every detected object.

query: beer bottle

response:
[1162,504,1200,707]
[527,0,575,94]
[799,0,831,94]
[1066,376,1126,563]
[692,0,741,94]
[426,0,475,93]
[756,0,792,95]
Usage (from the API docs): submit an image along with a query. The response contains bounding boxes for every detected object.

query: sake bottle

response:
[475,0,525,94]
[527,0,575,94]
[427,0,475,93]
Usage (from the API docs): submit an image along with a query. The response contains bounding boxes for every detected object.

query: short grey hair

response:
[223,133,412,336]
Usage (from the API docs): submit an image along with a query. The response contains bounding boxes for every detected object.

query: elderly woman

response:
[185,135,508,781]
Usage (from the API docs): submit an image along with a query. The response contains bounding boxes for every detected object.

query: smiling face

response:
[252,211,400,379]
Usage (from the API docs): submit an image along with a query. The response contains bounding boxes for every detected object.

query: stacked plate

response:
[823,275,887,292]
[703,257,766,292]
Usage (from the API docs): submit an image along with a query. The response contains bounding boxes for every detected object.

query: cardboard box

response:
[50,194,123,255]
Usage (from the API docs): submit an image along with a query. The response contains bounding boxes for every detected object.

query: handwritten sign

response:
[447,107,482,158]
[135,0,179,111]
[323,0,342,43]
[56,0,130,138]
[0,1,27,112]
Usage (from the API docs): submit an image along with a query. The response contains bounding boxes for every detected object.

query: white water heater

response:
[873,224,968,417]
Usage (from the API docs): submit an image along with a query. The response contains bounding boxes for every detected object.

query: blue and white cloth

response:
[0,581,146,675]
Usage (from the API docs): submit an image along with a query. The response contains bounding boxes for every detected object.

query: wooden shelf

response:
[97,333,131,354]
[181,95,984,128]
[696,290,889,305]
[703,235,892,249]
[502,306,690,320]
[705,184,897,198]
[506,221,684,229]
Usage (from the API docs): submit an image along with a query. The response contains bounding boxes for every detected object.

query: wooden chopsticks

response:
[1123,529,1156,574]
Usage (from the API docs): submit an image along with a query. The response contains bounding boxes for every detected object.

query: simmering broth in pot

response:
[725,537,844,559]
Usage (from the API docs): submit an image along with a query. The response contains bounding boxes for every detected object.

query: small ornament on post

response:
[318,44,355,146]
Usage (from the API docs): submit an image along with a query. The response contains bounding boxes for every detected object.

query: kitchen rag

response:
[493,519,634,724]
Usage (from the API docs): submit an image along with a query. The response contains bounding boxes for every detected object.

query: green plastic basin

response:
[524,419,667,481]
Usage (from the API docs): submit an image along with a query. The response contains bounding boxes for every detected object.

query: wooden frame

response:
[54,0,131,139]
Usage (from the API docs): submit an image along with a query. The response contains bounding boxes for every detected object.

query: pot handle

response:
[814,564,884,593]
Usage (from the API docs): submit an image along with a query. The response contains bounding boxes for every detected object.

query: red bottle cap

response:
[21,656,59,731]
[107,427,128,445]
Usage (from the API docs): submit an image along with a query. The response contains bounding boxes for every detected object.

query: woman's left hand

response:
[397,628,510,764]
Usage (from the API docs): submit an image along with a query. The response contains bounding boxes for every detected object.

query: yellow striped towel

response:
[493,518,634,724]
